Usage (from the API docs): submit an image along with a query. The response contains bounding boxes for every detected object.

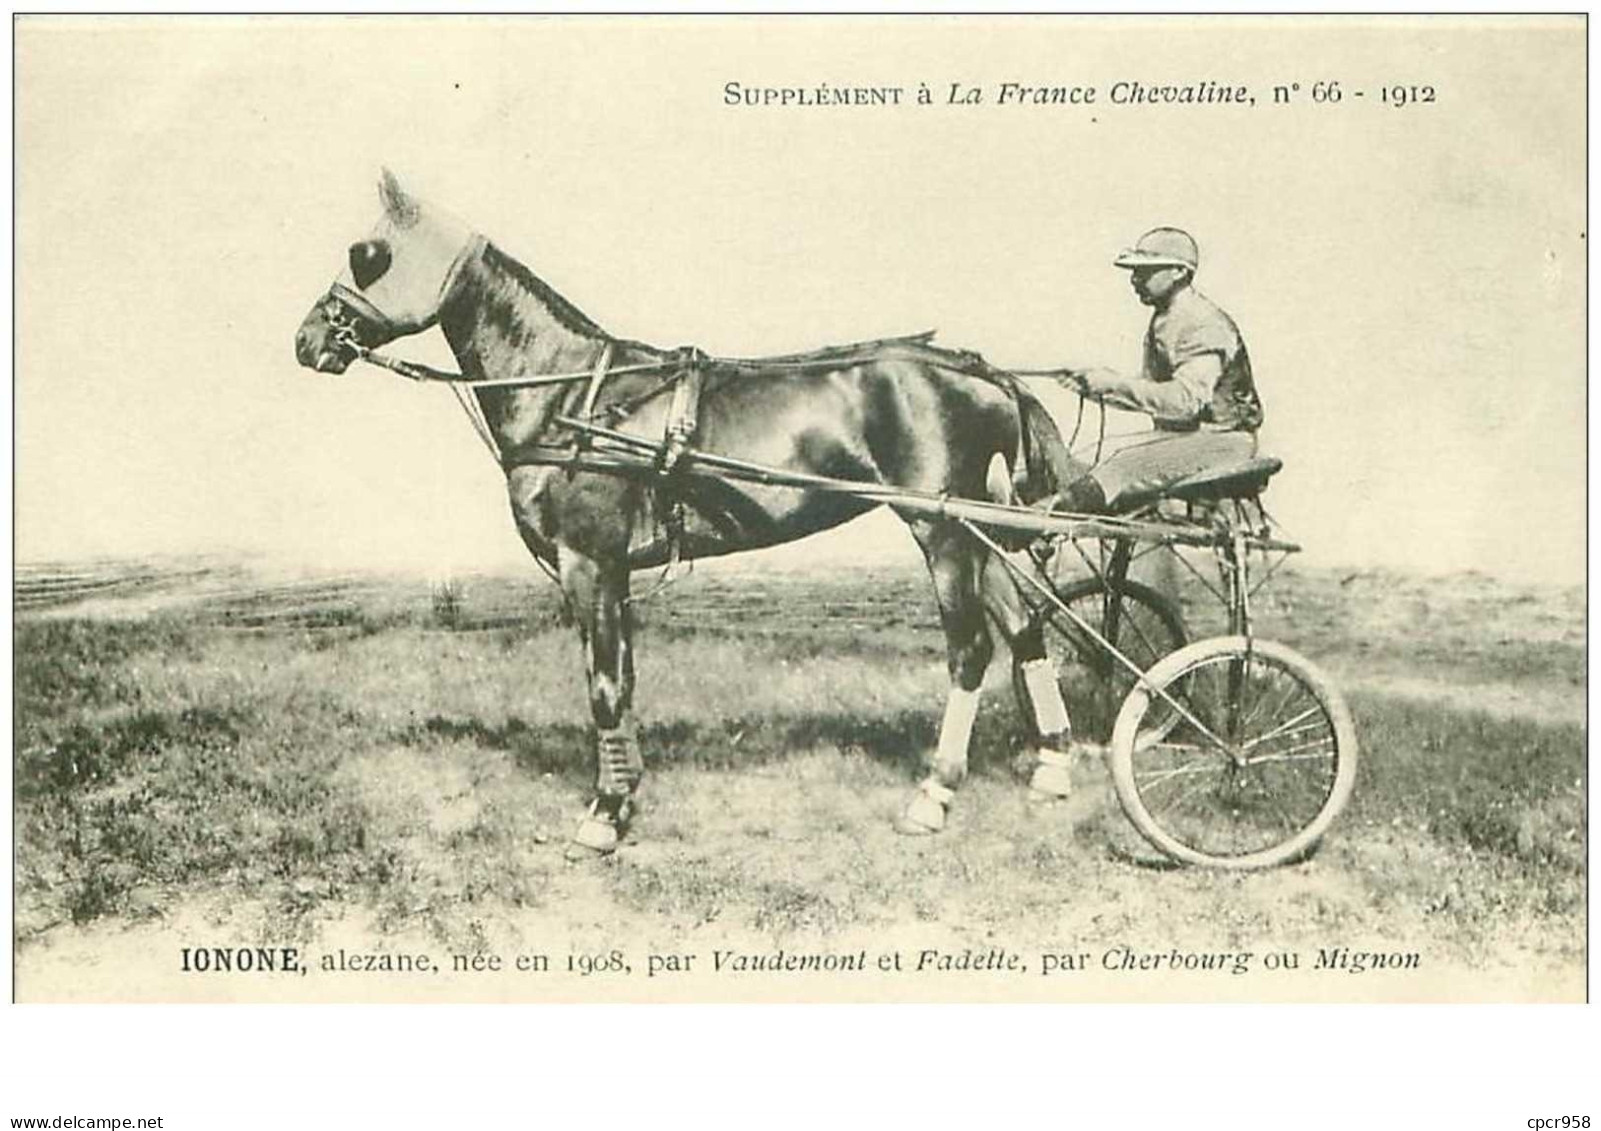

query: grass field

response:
[12,554,1587,1000]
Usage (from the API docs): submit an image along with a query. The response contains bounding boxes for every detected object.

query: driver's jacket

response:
[1139,287,1264,432]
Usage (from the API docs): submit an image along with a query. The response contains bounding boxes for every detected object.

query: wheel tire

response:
[1044,576,1188,747]
[1108,636,1359,870]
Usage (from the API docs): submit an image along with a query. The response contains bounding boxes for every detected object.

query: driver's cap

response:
[1114,227,1199,271]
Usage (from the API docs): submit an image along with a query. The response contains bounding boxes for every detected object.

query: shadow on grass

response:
[400,707,998,782]
[644,710,939,773]
[409,716,593,781]
[398,711,933,779]
[1104,841,1185,872]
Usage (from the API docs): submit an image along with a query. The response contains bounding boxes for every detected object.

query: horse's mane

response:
[472,243,1022,399]
[481,241,609,340]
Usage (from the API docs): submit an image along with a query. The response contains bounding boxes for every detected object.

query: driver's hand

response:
[1077,367,1122,396]
[1054,368,1091,394]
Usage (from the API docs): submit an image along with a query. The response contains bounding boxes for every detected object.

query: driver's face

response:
[1129,265,1187,306]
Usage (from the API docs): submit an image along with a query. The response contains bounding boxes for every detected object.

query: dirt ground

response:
[12,556,1587,1002]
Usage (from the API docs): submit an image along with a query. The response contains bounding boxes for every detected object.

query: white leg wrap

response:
[1036,748,1075,769]
[1021,658,1071,737]
[935,687,981,770]
[1029,757,1075,800]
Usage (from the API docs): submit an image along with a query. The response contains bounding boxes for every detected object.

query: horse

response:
[293,170,1089,856]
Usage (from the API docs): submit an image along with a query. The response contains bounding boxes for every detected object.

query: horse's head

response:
[294,169,479,374]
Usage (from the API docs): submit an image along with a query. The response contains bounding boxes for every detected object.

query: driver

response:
[1053,227,1264,512]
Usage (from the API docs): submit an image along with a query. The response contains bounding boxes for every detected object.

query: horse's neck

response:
[438,243,612,449]
[440,242,607,376]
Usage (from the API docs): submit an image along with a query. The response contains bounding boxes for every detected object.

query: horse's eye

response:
[349,239,392,290]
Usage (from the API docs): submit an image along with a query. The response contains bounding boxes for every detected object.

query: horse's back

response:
[694,333,1065,502]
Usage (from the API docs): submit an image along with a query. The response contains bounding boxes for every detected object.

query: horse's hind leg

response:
[561,550,643,857]
[978,549,1084,800]
[896,519,994,835]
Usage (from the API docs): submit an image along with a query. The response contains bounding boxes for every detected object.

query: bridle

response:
[312,226,713,602]
[322,232,488,385]
[323,289,467,385]
[320,239,683,392]
[316,233,706,467]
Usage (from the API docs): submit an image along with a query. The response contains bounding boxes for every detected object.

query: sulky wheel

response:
[1108,636,1359,870]
[1044,576,1188,748]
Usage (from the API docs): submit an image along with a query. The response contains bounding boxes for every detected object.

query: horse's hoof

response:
[1028,743,1104,801]
[567,815,619,858]
[1028,760,1074,800]
[894,779,955,835]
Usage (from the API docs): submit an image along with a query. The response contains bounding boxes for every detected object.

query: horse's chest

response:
[506,464,639,554]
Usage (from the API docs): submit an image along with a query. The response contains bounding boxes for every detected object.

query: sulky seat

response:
[1163,456,1283,503]
[1116,456,1284,511]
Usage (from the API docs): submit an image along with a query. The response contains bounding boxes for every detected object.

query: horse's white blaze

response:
[935,686,981,776]
[1021,657,1070,737]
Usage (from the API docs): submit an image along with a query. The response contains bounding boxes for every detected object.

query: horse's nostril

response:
[295,328,317,364]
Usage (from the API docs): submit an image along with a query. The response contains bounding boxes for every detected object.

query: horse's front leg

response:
[562,550,642,857]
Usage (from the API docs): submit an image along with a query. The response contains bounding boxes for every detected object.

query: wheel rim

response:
[1123,647,1343,862]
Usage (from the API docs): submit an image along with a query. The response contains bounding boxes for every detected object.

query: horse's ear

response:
[377,168,419,228]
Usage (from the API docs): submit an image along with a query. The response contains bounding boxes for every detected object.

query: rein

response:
[330,302,945,393]
[332,318,682,390]
[324,275,695,463]
[325,288,710,600]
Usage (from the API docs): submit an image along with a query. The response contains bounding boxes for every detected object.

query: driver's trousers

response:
[1068,427,1258,512]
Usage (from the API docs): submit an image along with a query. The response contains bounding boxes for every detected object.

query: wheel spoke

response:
[1240,707,1324,752]
[1156,775,1220,820]
[1239,665,1304,734]
[1246,739,1336,764]
[1135,760,1226,790]
[1188,660,1233,740]
[1255,781,1306,833]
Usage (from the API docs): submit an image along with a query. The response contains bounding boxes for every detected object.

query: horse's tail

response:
[1012,386,1078,506]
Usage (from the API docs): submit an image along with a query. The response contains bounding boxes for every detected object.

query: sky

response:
[13,16,1586,584]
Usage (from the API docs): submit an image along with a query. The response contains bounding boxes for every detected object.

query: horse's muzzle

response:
[294,310,356,374]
